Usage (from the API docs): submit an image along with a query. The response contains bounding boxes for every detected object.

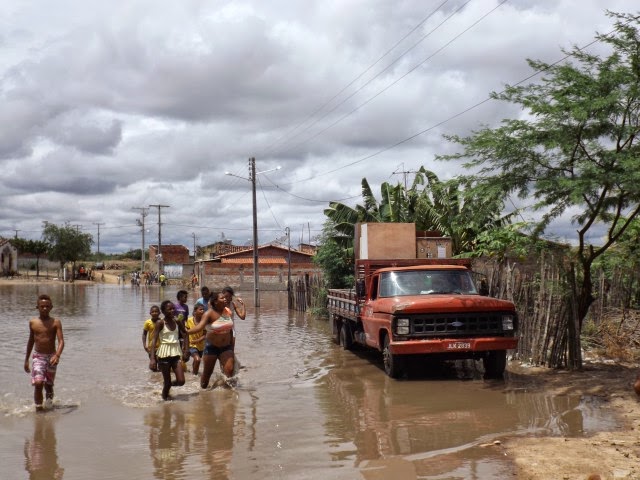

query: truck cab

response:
[327,223,519,379]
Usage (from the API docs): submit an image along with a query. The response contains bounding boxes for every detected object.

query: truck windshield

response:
[378,270,478,297]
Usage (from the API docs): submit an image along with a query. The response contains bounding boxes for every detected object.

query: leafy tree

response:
[324,167,511,257]
[10,238,51,277]
[438,11,640,331]
[42,223,93,277]
[313,226,354,288]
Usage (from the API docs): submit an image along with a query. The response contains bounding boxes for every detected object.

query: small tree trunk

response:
[567,264,583,370]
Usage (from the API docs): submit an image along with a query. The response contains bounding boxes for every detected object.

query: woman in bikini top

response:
[187,292,233,349]
[186,291,236,386]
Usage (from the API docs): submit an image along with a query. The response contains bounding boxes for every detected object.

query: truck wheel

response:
[333,318,341,345]
[383,335,403,379]
[340,322,353,351]
[483,350,507,378]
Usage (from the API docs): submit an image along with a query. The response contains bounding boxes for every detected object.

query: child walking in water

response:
[24,294,65,412]
[149,300,189,400]
[142,305,161,371]
[185,303,206,375]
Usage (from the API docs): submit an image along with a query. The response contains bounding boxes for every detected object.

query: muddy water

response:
[0,284,618,479]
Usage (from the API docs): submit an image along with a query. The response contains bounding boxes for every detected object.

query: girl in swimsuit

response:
[186,292,235,388]
[150,300,189,400]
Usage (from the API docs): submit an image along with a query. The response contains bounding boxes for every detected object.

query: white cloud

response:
[0,0,636,252]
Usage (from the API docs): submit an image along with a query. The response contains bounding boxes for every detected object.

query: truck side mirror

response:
[356,279,366,297]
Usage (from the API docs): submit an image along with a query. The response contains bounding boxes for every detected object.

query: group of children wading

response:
[142,286,246,400]
[23,286,246,411]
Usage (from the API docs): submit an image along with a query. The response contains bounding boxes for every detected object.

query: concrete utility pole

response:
[225,158,281,308]
[133,207,149,272]
[249,157,259,307]
[93,222,105,256]
[192,232,197,260]
[149,204,169,274]
[285,226,292,308]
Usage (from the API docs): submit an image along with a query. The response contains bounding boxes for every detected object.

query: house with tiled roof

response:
[194,243,321,291]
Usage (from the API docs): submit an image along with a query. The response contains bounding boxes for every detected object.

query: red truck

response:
[327,223,518,379]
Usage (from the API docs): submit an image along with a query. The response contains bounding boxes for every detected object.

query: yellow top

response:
[143,318,160,350]
[185,316,205,350]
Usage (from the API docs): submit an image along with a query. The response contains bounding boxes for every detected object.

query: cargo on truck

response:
[327,223,518,379]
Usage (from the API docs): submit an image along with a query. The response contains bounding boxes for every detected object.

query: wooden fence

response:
[288,273,324,311]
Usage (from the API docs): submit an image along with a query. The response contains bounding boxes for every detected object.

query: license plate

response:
[446,341,471,350]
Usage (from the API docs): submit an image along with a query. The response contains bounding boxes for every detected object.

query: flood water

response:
[0,283,619,479]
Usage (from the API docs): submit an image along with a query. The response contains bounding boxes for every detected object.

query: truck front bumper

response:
[389,337,518,355]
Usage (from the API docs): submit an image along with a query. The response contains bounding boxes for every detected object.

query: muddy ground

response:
[503,361,640,480]
[3,274,640,479]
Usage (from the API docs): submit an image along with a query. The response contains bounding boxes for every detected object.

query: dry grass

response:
[582,308,640,362]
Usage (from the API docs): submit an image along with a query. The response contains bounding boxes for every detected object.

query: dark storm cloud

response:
[1,0,636,251]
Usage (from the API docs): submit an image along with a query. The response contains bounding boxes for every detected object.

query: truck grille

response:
[407,312,510,337]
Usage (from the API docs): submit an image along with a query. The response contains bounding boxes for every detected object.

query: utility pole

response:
[285,227,292,308]
[93,222,105,257]
[225,158,281,308]
[133,207,149,272]
[13,229,20,239]
[249,157,260,307]
[192,232,197,260]
[392,163,418,190]
[149,204,170,274]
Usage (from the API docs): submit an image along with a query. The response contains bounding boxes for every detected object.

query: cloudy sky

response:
[1,0,636,254]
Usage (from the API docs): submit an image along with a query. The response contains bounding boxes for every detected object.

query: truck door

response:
[361,274,381,348]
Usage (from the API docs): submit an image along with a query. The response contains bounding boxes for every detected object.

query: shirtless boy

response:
[24,294,65,412]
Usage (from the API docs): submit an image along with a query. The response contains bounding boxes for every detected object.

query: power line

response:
[265,7,620,196]
[261,0,452,157]
[273,0,507,169]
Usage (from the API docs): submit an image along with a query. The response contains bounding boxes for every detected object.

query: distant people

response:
[191,272,198,289]
[24,294,65,412]
[195,286,211,312]
[149,301,189,401]
[159,273,167,286]
[185,303,206,375]
[142,305,161,371]
[186,292,235,388]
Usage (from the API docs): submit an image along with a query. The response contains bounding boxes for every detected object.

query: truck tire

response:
[332,318,341,345]
[483,350,507,378]
[383,335,404,379]
[340,322,354,351]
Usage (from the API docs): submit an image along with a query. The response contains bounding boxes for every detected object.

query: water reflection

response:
[24,415,64,480]
[146,405,189,479]
[318,355,616,479]
[145,391,238,480]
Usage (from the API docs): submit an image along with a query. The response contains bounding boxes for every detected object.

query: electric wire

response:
[261,0,453,157]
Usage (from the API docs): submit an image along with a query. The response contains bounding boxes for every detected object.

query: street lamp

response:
[225,157,281,308]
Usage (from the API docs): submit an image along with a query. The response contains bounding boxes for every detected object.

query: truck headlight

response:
[502,315,514,330]
[396,318,410,335]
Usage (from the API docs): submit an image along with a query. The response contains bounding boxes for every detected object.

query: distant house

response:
[148,244,190,265]
[0,238,18,275]
[194,242,321,291]
[200,240,251,260]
